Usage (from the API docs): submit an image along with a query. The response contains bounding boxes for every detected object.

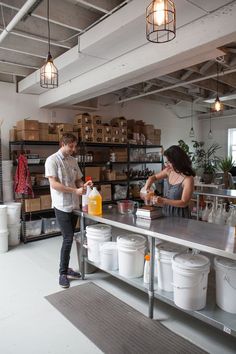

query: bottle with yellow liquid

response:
[88,186,102,215]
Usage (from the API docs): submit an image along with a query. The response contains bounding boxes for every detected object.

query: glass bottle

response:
[201,201,211,222]
[207,202,216,223]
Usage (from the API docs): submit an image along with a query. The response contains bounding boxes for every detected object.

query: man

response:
[45,133,91,288]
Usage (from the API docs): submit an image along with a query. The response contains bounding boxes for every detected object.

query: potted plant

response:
[192,141,221,183]
[218,156,235,188]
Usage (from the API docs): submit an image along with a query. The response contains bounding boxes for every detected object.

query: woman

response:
[142,145,195,218]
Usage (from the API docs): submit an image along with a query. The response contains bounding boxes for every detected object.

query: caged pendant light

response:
[40,0,58,88]
[213,62,223,112]
[189,100,195,138]
[146,0,176,43]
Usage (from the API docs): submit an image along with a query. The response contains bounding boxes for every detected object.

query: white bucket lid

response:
[117,234,146,248]
[173,253,210,271]
[86,224,111,233]
[214,256,236,270]
[100,242,117,254]
[156,242,186,256]
[0,205,7,210]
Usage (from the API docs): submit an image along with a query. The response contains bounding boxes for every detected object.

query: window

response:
[228,128,236,161]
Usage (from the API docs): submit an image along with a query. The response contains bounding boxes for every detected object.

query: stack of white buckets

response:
[0,203,21,253]
[2,160,14,202]
[86,224,146,277]
[0,205,8,253]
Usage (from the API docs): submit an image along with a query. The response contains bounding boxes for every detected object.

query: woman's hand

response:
[153,196,165,207]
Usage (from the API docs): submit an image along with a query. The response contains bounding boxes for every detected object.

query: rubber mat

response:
[45,282,208,354]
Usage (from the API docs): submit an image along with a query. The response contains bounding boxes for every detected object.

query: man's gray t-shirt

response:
[45,149,82,212]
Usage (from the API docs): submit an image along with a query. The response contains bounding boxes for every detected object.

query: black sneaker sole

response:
[59,284,70,288]
[67,275,81,280]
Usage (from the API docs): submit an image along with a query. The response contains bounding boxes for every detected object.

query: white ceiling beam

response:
[0,59,39,69]
[74,0,109,13]
[0,45,45,58]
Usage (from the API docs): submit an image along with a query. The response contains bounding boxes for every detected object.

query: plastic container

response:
[100,242,118,271]
[3,181,14,202]
[214,256,236,313]
[88,187,102,216]
[42,218,60,234]
[8,223,21,246]
[117,234,146,278]
[5,202,22,225]
[2,160,13,181]
[140,186,154,206]
[0,230,8,253]
[172,253,210,311]
[25,219,42,237]
[86,224,111,263]
[143,254,150,283]
[0,205,8,231]
[82,176,92,212]
[117,200,135,214]
[156,242,187,292]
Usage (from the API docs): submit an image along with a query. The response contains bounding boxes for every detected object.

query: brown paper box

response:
[40,195,52,210]
[74,113,92,125]
[100,184,112,201]
[24,198,41,212]
[84,167,101,181]
[17,130,39,141]
[16,119,39,131]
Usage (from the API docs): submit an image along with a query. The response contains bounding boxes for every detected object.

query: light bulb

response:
[154,0,165,26]
[214,97,223,112]
[189,127,195,138]
[208,129,213,139]
[44,61,54,80]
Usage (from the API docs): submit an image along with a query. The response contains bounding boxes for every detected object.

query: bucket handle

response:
[172,273,205,290]
[224,275,236,290]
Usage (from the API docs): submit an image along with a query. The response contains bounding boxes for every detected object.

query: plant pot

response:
[223,172,229,189]
[202,173,214,184]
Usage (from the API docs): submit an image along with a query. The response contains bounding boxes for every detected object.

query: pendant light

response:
[213,62,223,112]
[146,0,176,43]
[40,0,58,88]
[189,100,195,138]
[208,108,213,139]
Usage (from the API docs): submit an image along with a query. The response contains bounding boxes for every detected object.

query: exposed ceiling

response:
[0,0,236,120]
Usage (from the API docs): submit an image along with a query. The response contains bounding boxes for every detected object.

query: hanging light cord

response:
[216,61,219,97]
[47,0,50,54]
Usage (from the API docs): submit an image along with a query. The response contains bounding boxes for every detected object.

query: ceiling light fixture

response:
[213,61,223,112]
[40,0,58,89]
[146,0,176,43]
[208,108,213,139]
[189,100,195,138]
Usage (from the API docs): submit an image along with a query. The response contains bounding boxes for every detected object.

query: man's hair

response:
[59,132,78,146]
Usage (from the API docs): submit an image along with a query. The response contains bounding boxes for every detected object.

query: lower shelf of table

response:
[85,259,236,337]
[22,231,61,243]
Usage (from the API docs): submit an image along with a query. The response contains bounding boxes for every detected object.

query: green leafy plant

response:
[178,140,194,161]
[218,156,235,172]
[192,141,221,174]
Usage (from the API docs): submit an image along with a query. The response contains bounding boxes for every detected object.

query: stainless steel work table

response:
[74,207,236,337]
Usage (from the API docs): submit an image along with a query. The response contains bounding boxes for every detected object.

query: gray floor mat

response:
[45,282,208,354]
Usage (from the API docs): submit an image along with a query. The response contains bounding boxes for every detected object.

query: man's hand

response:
[74,180,94,196]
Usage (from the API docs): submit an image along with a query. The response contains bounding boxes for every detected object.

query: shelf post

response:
[148,236,155,319]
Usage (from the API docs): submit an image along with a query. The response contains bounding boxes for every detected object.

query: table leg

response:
[80,213,85,280]
[148,236,155,319]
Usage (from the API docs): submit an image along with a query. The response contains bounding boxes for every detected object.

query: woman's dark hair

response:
[164,145,195,176]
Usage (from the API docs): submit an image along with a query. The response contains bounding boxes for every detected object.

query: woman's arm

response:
[144,168,169,190]
[154,176,194,208]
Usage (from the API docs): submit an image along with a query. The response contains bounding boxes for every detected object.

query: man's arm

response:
[48,176,85,196]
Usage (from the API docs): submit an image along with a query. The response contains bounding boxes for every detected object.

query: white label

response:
[223,326,231,334]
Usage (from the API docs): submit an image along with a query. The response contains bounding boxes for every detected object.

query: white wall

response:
[0,82,77,158]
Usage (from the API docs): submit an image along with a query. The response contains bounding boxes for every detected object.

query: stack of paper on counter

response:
[136,206,163,219]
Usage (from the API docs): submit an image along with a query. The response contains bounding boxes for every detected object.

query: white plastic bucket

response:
[0,205,8,231]
[8,223,21,247]
[100,242,118,271]
[6,202,22,225]
[2,160,13,181]
[172,253,210,311]
[86,224,112,263]
[3,181,14,202]
[156,242,187,292]
[0,230,8,253]
[214,256,236,314]
[117,234,146,278]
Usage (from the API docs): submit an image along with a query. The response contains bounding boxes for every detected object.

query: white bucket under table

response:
[8,223,21,247]
[100,242,118,271]
[2,160,13,181]
[172,253,210,311]
[0,230,8,253]
[156,242,187,292]
[0,205,8,231]
[214,256,236,314]
[3,181,14,202]
[117,234,146,278]
[86,224,112,263]
[6,202,22,225]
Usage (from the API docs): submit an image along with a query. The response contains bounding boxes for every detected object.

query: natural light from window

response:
[228,128,236,162]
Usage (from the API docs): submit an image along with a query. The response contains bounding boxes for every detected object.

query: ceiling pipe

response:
[0,0,40,44]
[116,67,236,104]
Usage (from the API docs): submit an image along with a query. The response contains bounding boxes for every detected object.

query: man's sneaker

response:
[59,274,70,288]
[67,268,81,279]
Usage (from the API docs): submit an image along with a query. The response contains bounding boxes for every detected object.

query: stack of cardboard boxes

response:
[23,194,52,212]
[16,119,39,141]
[127,120,161,145]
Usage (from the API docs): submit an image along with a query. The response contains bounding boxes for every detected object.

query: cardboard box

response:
[24,198,41,212]
[40,195,52,210]
[104,170,116,181]
[78,131,93,142]
[111,117,127,127]
[100,184,112,201]
[93,125,104,135]
[119,136,127,144]
[92,115,102,125]
[39,122,49,131]
[111,127,120,136]
[103,136,112,143]
[143,125,154,136]
[103,125,112,135]
[111,136,120,144]
[74,113,92,125]
[9,128,17,141]
[120,127,127,136]
[84,167,100,181]
[17,130,39,141]
[16,119,39,131]
[47,133,58,142]
[78,126,93,134]
[93,135,103,143]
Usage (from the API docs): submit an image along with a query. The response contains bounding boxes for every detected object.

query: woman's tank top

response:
[163,176,190,218]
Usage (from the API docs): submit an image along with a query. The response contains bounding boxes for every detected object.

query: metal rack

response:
[75,207,236,337]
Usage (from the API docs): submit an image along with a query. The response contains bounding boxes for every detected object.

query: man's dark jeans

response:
[54,208,78,275]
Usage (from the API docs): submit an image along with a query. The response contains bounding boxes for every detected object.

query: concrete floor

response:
[0,236,235,354]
